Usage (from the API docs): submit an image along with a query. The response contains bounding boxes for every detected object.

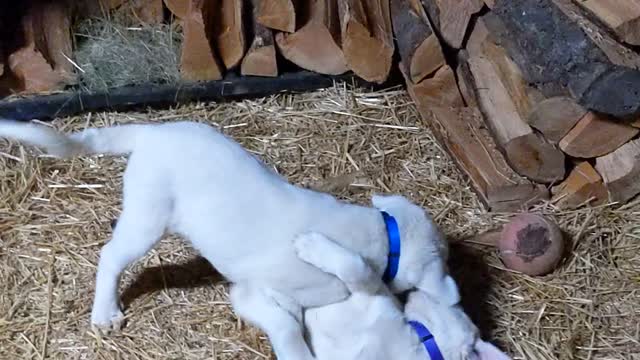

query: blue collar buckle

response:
[408,320,444,360]
[381,211,401,283]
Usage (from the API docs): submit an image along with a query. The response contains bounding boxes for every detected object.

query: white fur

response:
[287,233,512,360]
[1,119,470,358]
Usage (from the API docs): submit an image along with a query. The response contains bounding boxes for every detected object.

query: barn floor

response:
[0,85,638,360]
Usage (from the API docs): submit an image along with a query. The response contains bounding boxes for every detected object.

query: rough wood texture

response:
[391,0,444,84]
[527,96,586,143]
[31,1,74,78]
[164,0,189,18]
[403,65,463,108]
[596,139,640,204]
[551,162,607,209]
[180,0,224,81]
[257,0,296,32]
[575,0,640,46]
[421,0,484,49]
[462,25,566,183]
[276,0,348,75]
[339,0,395,83]
[127,0,164,23]
[402,60,547,211]
[242,1,278,77]
[213,0,246,69]
[421,106,549,211]
[559,112,639,158]
[489,0,640,119]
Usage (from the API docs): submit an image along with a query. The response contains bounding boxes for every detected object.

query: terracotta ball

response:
[498,213,564,276]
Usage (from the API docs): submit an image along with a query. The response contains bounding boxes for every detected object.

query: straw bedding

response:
[0,85,639,359]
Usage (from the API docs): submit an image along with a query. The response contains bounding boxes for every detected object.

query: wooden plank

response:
[180,0,224,81]
[257,0,296,32]
[551,161,607,209]
[242,0,278,77]
[275,0,348,75]
[559,112,639,158]
[339,0,395,83]
[391,0,445,84]
[595,139,640,204]
[420,0,484,49]
[0,71,371,121]
[212,0,246,70]
[489,0,640,119]
[575,0,640,46]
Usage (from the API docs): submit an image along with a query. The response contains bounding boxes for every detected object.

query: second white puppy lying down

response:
[232,233,511,360]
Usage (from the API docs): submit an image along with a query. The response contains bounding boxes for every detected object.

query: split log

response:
[417,106,549,211]
[420,0,484,49]
[275,0,348,75]
[164,0,189,18]
[489,0,640,119]
[575,0,640,46]
[596,139,640,204]
[403,65,462,108]
[213,0,246,69]
[180,0,224,81]
[401,65,548,211]
[551,162,607,209]
[256,0,297,32]
[339,0,395,83]
[30,1,74,78]
[242,0,278,77]
[460,22,566,183]
[558,112,639,158]
[391,0,445,84]
[527,97,587,144]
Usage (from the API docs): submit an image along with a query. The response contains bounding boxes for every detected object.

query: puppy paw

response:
[91,309,125,336]
[293,232,329,269]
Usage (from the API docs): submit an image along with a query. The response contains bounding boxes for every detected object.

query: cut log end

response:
[559,112,639,158]
[257,0,296,32]
[551,162,607,209]
[342,20,394,83]
[596,139,640,204]
[241,45,278,77]
[213,0,246,70]
[527,96,587,143]
[180,2,224,81]
[276,25,348,75]
[505,133,566,184]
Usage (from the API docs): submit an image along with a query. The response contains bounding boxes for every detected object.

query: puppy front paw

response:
[293,232,330,269]
[91,308,125,336]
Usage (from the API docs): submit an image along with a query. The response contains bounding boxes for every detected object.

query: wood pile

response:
[2,0,640,211]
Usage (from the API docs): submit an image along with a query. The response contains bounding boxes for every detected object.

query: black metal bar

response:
[0,71,398,121]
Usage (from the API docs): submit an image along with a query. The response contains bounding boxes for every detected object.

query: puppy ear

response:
[472,339,512,360]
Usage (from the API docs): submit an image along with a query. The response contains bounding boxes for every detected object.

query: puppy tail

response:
[0,119,142,158]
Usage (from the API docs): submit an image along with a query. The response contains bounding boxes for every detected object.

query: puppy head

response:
[371,194,457,304]
[404,291,511,360]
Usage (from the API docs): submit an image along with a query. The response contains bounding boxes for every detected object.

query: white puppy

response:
[232,232,510,360]
[2,120,460,359]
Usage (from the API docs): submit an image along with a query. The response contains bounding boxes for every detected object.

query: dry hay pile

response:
[0,85,639,360]
[73,16,182,92]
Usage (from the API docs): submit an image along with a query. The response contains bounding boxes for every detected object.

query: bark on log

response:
[180,0,224,81]
[275,0,348,75]
[551,161,607,209]
[212,0,246,70]
[391,0,445,84]
[558,112,639,158]
[256,0,296,32]
[242,0,278,77]
[575,0,640,46]
[489,0,640,119]
[339,0,395,83]
[596,138,640,204]
[420,0,484,49]
[460,22,566,183]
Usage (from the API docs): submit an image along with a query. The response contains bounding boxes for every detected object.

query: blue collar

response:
[381,211,400,283]
[408,321,444,360]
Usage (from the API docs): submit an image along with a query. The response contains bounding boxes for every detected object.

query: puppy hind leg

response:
[230,284,315,360]
[90,194,170,334]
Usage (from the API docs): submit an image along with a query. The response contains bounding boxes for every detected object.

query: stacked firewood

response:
[2,0,640,211]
